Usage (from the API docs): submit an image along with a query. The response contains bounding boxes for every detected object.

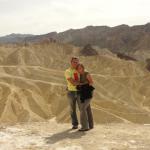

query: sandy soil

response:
[0,119,150,150]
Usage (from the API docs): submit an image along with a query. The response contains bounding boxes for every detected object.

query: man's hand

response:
[67,78,79,86]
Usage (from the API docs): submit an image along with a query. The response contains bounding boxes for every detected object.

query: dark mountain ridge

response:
[0,23,150,59]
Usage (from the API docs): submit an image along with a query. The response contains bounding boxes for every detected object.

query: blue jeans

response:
[67,91,81,126]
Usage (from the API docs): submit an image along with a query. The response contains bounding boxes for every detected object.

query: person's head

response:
[70,57,79,69]
[76,64,85,74]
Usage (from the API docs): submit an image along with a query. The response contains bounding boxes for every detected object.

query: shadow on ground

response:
[45,129,86,144]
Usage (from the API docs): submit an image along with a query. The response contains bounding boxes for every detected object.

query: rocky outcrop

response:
[80,44,98,56]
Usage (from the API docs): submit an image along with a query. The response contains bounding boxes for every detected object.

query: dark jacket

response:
[77,84,95,103]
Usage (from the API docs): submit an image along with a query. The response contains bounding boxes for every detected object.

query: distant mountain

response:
[25,32,57,43]
[0,33,34,43]
[56,23,150,54]
[0,23,150,60]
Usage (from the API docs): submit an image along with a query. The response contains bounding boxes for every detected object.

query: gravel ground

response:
[0,119,150,150]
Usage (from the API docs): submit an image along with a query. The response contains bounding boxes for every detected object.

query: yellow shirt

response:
[64,67,79,91]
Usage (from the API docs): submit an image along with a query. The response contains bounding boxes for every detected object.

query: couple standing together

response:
[65,57,95,131]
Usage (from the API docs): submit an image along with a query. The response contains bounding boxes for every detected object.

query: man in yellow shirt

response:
[65,57,80,129]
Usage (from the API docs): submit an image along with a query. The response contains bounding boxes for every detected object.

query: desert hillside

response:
[0,42,150,124]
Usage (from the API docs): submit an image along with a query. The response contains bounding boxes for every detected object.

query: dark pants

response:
[67,91,81,126]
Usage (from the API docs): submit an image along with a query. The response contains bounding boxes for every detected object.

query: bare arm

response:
[87,74,93,85]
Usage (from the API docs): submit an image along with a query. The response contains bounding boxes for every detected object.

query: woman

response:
[76,64,94,131]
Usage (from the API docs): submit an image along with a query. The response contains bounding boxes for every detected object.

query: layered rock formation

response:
[0,43,149,124]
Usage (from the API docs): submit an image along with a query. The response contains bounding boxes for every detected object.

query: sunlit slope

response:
[0,43,150,124]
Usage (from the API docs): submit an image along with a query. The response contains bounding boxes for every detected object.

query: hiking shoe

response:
[78,128,89,132]
[72,126,78,129]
